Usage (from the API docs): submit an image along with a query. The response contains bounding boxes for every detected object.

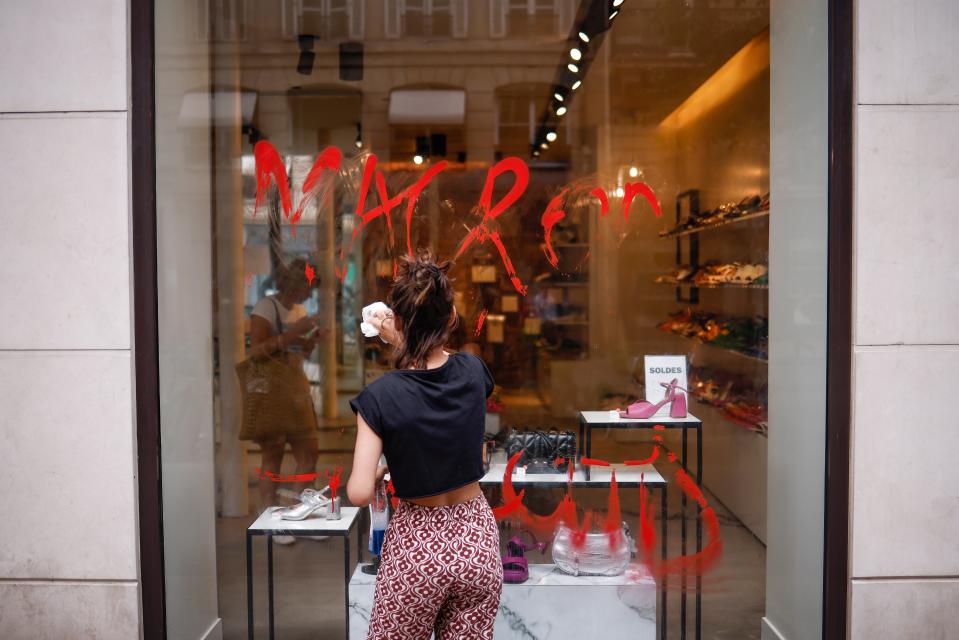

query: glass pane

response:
[153,0,829,637]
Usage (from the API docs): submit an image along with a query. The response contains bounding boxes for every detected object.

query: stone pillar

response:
[213,60,249,517]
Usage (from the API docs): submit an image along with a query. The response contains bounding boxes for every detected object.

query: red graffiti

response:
[493,447,723,584]
[386,479,399,510]
[622,182,662,221]
[304,263,316,285]
[255,468,321,483]
[251,143,661,292]
[623,447,660,466]
[541,189,569,268]
[475,308,489,336]
[455,157,531,295]
[404,161,448,256]
[253,141,292,220]
[580,457,610,467]
[293,146,342,228]
[322,465,344,500]
[590,187,610,216]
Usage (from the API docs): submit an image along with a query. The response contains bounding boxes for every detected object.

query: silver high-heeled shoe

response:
[272,486,331,521]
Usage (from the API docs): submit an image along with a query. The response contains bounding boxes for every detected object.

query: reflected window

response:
[385,0,466,39]
[283,0,364,40]
[506,0,559,37]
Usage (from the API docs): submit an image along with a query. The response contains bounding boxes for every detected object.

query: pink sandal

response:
[502,532,547,584]
[619,379,688,419]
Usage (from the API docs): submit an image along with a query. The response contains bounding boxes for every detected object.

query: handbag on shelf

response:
[552,521,634,577]
[504,429,576,473]
[236,299,318,441]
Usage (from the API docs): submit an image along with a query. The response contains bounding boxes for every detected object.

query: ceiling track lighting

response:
[612,0,625,7]
[556,106,567,116]
[546,131,558,142]
[570,47,582,61]
[554,92,565,102]
[572,80,582,91]
[568,63,579,73]
[413,154,424,165]
[578,31,590,43]
[609,10,619,20]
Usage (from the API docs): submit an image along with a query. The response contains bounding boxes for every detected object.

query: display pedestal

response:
[348,563,657,639]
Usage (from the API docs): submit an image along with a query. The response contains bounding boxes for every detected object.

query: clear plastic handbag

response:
[552,521,633,577]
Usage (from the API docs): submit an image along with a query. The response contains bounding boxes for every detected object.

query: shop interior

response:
[194,1,772,637]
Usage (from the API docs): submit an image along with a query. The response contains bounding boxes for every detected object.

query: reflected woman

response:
[347,252,503,640]
[247,258,323,542]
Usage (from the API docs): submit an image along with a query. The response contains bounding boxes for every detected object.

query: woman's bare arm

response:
[346,414,387,506]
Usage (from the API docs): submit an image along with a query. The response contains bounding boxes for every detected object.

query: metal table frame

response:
[480,463,670,640]
[578,411,704,640]
[246,507,362,640]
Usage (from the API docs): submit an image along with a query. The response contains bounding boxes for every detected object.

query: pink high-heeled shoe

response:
[619,379,688,419]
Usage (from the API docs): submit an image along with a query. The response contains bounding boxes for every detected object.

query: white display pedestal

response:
[349,563,657,639]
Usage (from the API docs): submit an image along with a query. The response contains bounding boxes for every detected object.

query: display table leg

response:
[681,428,688,639]
[660,485,668,640]
[344,535,351,640]
[696,423,703,640]
[585,425,593,480]
[578,419,585,458]
[267,534,275,640]
[246,533,254,640]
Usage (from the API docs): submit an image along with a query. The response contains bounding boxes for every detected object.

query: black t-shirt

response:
[349,352,494,499]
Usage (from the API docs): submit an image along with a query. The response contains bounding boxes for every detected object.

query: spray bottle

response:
[362,456,390,575]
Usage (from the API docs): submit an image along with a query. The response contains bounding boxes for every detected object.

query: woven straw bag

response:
[236,299,318,441]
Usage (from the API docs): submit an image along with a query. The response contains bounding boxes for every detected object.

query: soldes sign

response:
[252,140,662,295]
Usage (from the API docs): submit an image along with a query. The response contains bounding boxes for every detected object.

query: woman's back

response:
[349,351,493,501]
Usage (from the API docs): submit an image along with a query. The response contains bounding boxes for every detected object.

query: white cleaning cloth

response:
[361,301,391,339]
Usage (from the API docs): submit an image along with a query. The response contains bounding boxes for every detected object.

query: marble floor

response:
[216,440,765,639]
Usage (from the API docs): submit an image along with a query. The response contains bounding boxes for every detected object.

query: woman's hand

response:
[290,314,319,336]
[369,308,399,345]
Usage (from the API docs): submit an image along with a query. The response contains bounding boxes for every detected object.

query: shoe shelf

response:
[661,329,768,363]
[659,208,769,238]
[655,280,768,290]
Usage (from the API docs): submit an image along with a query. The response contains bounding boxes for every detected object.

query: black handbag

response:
[504,429,576,473]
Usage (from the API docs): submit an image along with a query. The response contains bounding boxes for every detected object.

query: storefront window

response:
[154,0,829,638]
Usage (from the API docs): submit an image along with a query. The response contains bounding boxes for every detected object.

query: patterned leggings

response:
[367,494,504,640]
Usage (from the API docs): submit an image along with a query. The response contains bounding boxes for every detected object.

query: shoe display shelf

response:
[246,507,362,640]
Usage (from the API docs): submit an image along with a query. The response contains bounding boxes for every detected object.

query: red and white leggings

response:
[367,494,504,640]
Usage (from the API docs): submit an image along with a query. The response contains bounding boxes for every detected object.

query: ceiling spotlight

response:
[568,63,579,73]
[615,186,625,198]
[572,80,582,91]
[355,140,363,149]
[354,122,363,148]
[546,131,558,142]
[533,150,541,157]
[578,31,590,44]
[629,166,639,178]
[554,92,565,102]
[609,10,619,20]
[570,47,582,61]
[413,154,424,165]
[540,142,549,149]
[613,0,625,7]
[556,106,568,116]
